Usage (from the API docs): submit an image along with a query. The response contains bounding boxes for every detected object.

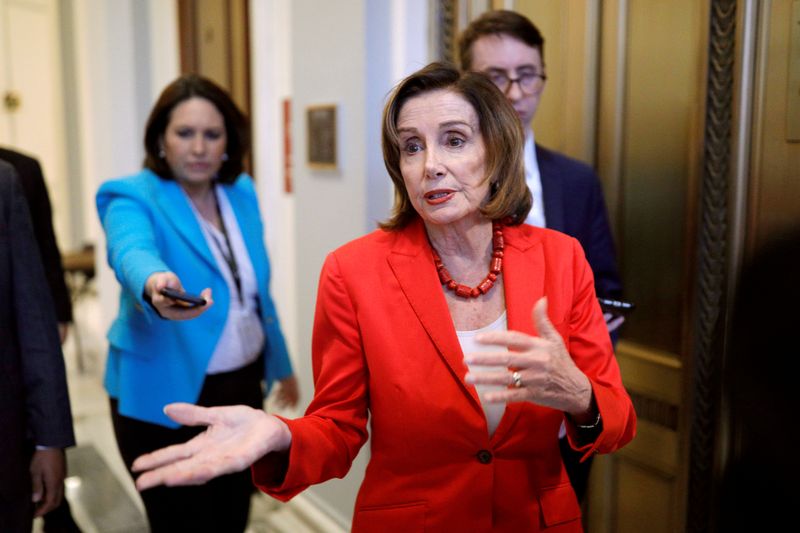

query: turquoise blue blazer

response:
[96,169,293,427]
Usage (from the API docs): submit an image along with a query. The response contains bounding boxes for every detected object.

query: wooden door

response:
[513,1,709,531]
[177,0,251,122]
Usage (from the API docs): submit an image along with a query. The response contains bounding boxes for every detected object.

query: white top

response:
[188,185,264,374]
[457,311,509,436]
[523,132,547,228]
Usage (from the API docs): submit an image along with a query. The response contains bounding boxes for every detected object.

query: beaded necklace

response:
[430,220,504,299]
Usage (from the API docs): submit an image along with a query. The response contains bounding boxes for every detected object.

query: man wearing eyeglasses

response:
[458,10,623,506]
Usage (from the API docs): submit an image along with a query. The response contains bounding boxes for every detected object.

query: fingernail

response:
[464,373,475,383]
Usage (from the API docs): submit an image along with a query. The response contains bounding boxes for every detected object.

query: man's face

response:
[469,34,545,129]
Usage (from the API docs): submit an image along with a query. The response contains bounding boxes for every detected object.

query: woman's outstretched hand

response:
[131,403,292,491]
[464,297,594,420]
[145,272,213,321]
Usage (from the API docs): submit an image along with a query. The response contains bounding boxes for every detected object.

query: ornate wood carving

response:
[435,0,458,62]
[629,391,679,431]
[687,1,737,531]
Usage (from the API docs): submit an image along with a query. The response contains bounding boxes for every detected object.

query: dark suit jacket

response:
[537,144,622,300]
[0,147,72,323]
[0,162,74,504]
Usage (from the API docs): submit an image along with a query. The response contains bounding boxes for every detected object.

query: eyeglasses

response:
[485,70,547,95]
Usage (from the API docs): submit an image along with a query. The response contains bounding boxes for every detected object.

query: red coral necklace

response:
[430,220,504,299]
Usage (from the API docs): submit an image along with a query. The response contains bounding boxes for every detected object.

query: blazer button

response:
[476,449,493,464]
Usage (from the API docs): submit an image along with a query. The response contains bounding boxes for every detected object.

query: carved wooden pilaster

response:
[435,0,458,62]
[687,1,737,531]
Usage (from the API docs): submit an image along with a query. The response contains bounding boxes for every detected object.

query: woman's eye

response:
[176,129,194,138]
[205,130,224,140]
[403,142,422,154]
[447,136,465,147]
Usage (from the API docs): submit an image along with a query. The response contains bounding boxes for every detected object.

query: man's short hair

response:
[458,10,545,71]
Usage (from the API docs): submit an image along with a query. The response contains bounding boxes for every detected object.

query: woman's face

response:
[397,89,489,228]
[161,97,227,188]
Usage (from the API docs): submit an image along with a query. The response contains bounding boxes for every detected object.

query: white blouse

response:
[457,311,509,436]
[188,185,265,374]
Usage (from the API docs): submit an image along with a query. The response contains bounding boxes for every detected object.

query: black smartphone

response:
[598,297,636,315]
[159,287,207,308]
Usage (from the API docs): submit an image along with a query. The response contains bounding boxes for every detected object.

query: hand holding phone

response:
[598,297,635,315]
[598,298,634,334]
[160,287,207,308]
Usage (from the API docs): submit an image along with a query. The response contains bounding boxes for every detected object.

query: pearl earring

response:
[221,153,229,162]
[158,149,165,158]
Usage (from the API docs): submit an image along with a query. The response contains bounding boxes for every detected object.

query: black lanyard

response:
[209,190,243,303]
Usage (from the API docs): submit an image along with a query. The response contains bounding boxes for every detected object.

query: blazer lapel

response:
[387,219,483,411]
[503,225,544,335]
[491,224,545,442]
[225,181,267,278]
[152,177,217,270]
[536,144,566,232]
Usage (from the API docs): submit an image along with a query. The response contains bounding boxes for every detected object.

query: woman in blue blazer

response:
[96,74,296,532]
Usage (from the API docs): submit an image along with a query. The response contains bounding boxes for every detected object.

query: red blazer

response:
[254,219,636,532]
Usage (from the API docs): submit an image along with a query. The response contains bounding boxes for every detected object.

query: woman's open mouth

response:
[424,190,454,205]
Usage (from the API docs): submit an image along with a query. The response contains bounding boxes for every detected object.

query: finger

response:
[465,369,520,386]
[464,350,514,367]
[136,455,226,491]
[131,442,196,472]
[474,329,538,351]
[163,403,214,427]
[464,344,548,367]
[606,315,625,332]
[136,463,200,491]
[135,469,165,491]
[200,288,213,303]
[163,273,183,291]
[532,297,559,341]
[482,388,531,404]
[30,470,43,504]
[155,274,180,293]
[35,484,61,517]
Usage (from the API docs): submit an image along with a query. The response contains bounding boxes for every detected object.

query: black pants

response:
[560,436,594,503]
[42,498,82,532]
[111,359,263,533]
[0,491,33,533]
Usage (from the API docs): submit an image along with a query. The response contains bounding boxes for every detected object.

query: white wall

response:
[68,0,429,527]
[270,0,429,528]
[290,1,371,526]
[249,0,299,376]
[66,0,178,342]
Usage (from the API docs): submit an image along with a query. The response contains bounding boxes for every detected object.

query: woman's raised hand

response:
[144,272,213,320]
[131,403,292,491]
[464,297,594,419]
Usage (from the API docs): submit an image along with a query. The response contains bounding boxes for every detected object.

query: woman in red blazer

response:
[132,63,636,532]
